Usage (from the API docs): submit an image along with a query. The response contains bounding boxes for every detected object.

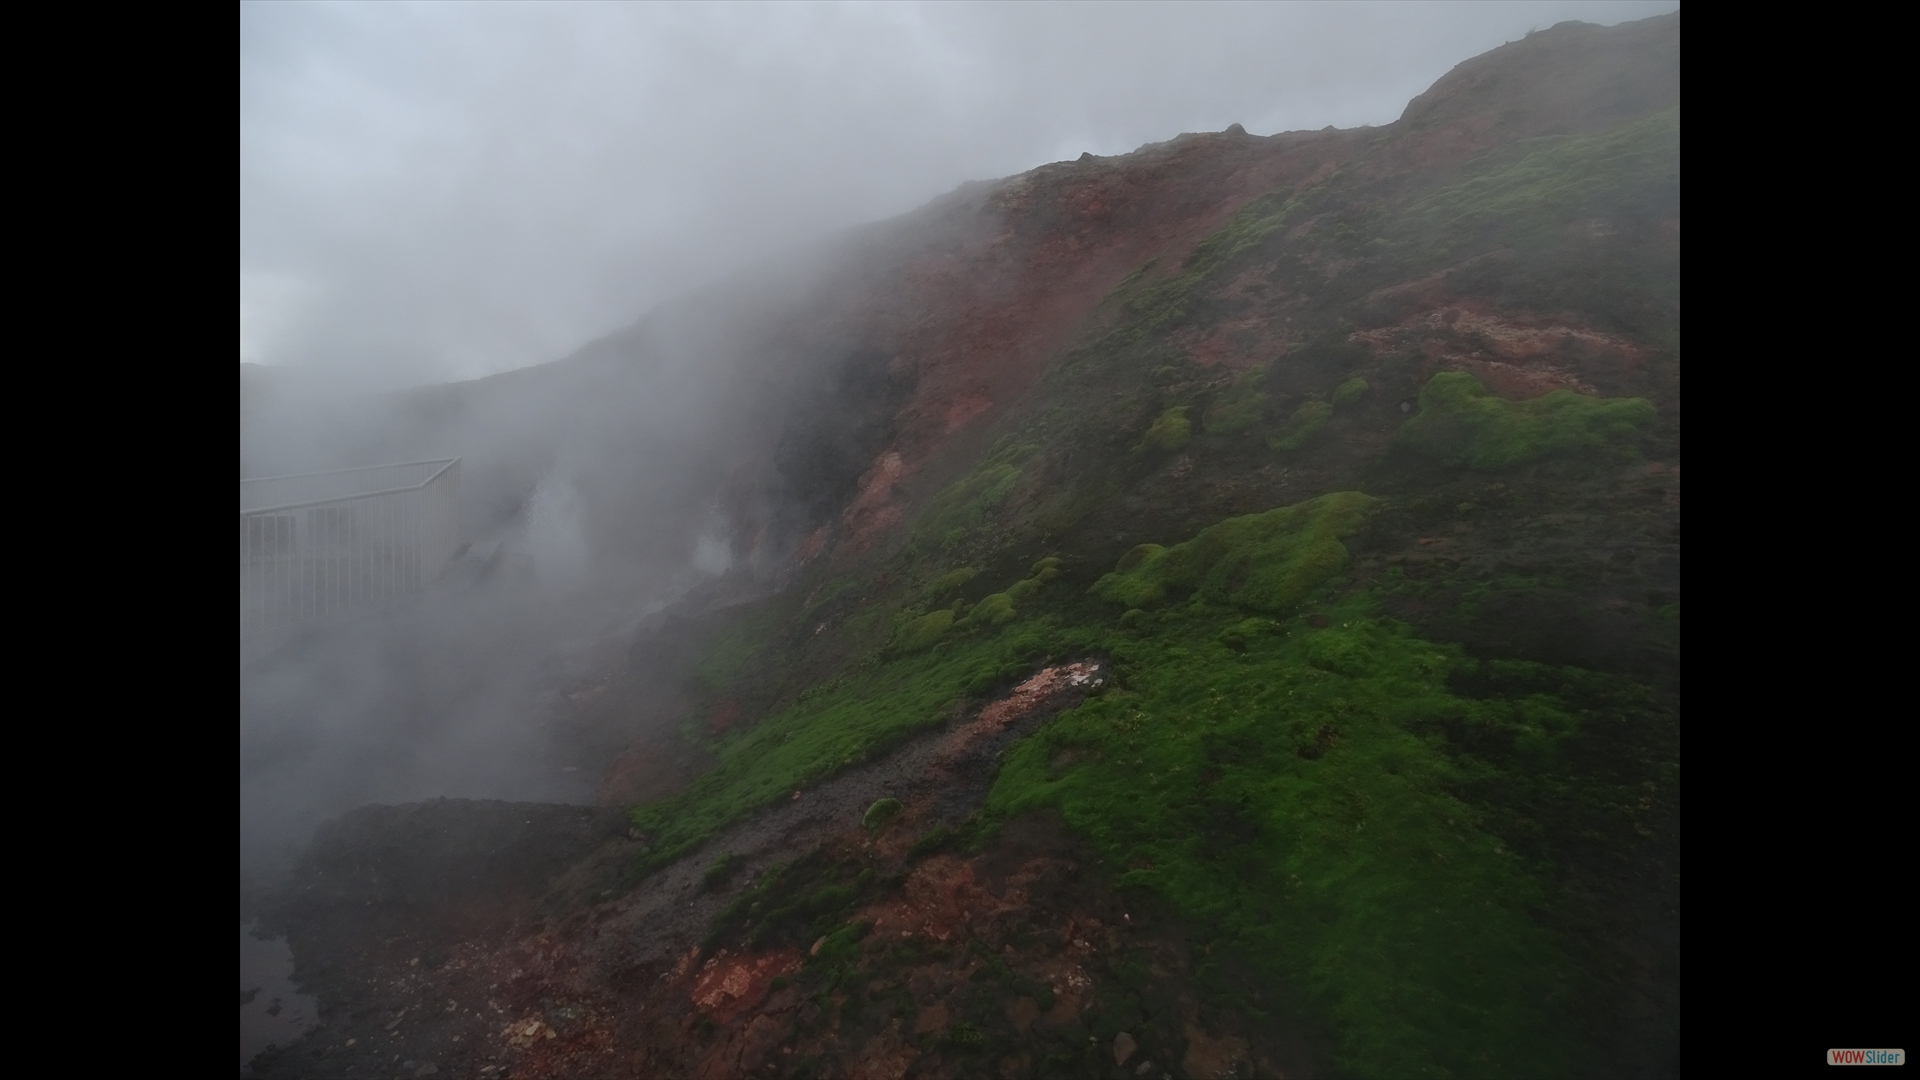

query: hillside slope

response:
[254,15,1679,1080]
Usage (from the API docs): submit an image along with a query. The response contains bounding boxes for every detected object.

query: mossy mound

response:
[960,592,1016,628]
[1332,377,1370,408]
[1394,371,1654,469]
[1138,405,1193,452]
[862,798,903,831]
[1267,400,1332,452]
[1216,616,1273,652]
[960,561,1060,629]
[917,442,1032,546]
[926,566,978,598]
[1091,491,1378,613]
[893,609,955,653]
[1203,372,1268,434]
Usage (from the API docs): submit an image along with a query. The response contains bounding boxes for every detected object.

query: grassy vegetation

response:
[958,559,1060,630]
[982,586,1661,1077]
[1204,368,1270,435]
[862,798,903,831]
[925,566,978,598]
[693,603,789,694]
[988,493,1669,1075]
[1138,405,1194,452]
[629,97,1678,1079]
[1394,372,1655,469]
[1115,188,1321,342]
[892,609,954,654]
[642,480,1672,1075]
[1399,106,1680,255]
[704,847,881,952]
[1383,107,1681,350]
[630,614,1062,874]
[1268,400,1334,452]
[1333,377,1370,408]
[916,441,1035,548]
[1091,491,1377,613]
[701,851,747,893]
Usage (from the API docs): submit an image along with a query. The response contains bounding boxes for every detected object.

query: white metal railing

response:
[240,459,461,651]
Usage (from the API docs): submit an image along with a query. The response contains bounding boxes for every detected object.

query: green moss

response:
[945,1021,985,1049]
[893,609,954,653]
[648,468,1672,1076]
[1267,400,1332,452]
[1372,108,1680,348]
[1204,369,1269,434]
[1090,491,1378,614]
[1110,189,1318,342]
[863,798,903,831]
[701,851,746,892]
[706,849,878,953]
[1402,106,1679,255]
[1138,405,1193,453]
[982,593,1672,1077]
[693,604,785,693]
[1115,544,1163,573]
[631,624,1062,872]
[917,441,1034,546]
[907,824,955,860]
[1394,371,1655,469]
[960,592,1017,628]
[1332,377,1370,408]
[955,562,1063,630]
[1216,617,1272,652]
[927,567,978,598]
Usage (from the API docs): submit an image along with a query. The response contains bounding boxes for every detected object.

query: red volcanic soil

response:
[772,17,1677,560]
[820,129,1364,553]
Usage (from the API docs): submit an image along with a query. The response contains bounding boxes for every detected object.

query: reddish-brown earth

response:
[739,18,1676,569]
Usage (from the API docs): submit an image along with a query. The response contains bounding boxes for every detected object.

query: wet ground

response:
[242,922,320,1075]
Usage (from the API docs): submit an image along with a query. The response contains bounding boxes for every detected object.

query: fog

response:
[238,1,1678,885]
[241,0,1678,390]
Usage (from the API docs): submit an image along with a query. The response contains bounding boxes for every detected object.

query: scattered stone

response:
[1114,1031,1138,1066]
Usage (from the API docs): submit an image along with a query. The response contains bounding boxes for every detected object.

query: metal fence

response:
[240,459,461,650]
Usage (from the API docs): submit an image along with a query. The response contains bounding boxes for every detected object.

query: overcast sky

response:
[240,0,1678,391]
